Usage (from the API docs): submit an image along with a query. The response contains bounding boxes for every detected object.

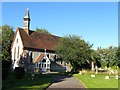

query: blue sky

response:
[2,2,118,49]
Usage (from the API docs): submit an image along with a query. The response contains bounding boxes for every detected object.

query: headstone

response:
[105,76,110,80]
[82,70,88,74]
[91,74,95,78]
[91,62,94,71]
[104,66,108,70]
[111,70,114,75]
[108,67,111,75]
[115,75,118,79]
[79,71,82,75]
[31,78,34,80]
[114,70,118,75]
[95,65,98,74]
[32,74,35,77]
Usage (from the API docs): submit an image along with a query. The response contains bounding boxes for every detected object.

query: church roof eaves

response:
[17,28,60,51]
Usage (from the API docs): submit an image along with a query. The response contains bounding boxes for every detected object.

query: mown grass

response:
[73,73,118,89]
[2,72,52,90]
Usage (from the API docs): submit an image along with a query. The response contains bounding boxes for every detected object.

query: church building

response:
[11,8,67,73]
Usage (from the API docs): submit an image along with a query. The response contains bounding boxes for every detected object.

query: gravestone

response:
[115,75,118,79]
[95,65,98,74]
[79,71,82,75]
[91,74,95,78]
[105,76,110,80]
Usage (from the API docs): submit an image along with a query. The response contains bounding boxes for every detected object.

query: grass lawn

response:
[73,73,118,89]
[2,72,52,90]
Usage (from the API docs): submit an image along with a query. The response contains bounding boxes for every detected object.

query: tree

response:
[116,45,120,68]
[35,27,51,34]
[1,25,14,80]
[90,49,101,71]
[0,30,2,56]
[55,35,93,71]
[1,25,14,64]
[97,46,118,68]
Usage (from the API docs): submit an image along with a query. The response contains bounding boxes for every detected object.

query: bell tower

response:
[23,8,31,35]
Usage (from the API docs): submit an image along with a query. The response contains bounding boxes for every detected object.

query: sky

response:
[1,2,118,49]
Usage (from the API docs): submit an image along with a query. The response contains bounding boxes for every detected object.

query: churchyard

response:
[73,68,119,89]
[2,68,119,90]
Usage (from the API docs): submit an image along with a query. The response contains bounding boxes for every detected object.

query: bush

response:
[2,60,11,80]
[14,67,25,79]
[2,68,9,80]
[2,60,11,68]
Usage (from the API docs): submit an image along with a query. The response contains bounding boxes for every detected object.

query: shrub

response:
[2,60,12,68]
[2,68,9,80]
[2,60,11,80]
[14,67,25,79]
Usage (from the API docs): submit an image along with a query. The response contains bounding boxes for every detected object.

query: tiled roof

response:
[33,54,44,63]
[18,28,60,51]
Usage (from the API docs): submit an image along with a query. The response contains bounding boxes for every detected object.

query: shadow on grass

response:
[2,72,52,90]
[2,71,73,90]
[3,71,82,90]
[47,72,73,83]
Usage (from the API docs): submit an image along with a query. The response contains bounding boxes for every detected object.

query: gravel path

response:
[46,73,86,90]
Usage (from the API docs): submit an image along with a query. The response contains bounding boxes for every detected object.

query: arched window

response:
[17,46,19,58]
[54,55,57,62]
[47,64,50,68]
[16,39,18,43]
[42,59,46,62]
[14,47,16,60]
[30,52,33,62]
[47,54,49,58]
[39,64,41,68]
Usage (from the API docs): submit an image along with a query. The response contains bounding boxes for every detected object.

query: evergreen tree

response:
[1,25,14,67]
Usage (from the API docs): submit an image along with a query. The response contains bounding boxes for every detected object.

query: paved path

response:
[46,73,86,90]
